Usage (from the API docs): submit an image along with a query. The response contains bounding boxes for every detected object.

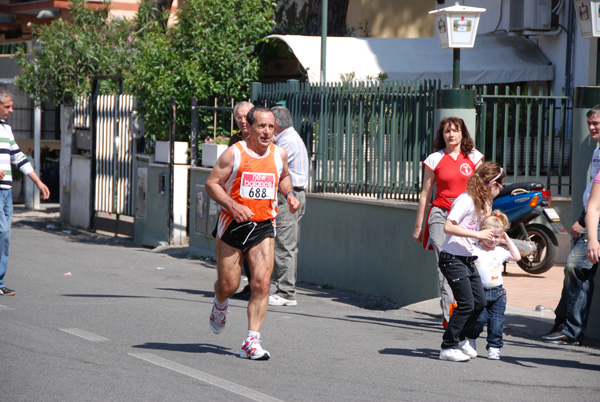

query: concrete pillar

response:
[59,104,74,224]
[434,89,477,139]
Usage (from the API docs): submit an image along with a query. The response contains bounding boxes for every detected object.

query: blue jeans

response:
[439,251,486,349]
[474,286,507,349]
[0,189,13,288]
[553,228,598,340]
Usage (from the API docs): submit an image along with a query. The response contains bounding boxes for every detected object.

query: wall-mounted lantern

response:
[573,0,600,38]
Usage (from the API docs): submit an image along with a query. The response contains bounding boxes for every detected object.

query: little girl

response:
[471,211,521,360]
[438,161,505,362]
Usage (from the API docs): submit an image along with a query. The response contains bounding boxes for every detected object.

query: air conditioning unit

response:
[509,0,552,31]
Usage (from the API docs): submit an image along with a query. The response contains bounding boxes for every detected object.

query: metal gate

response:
[74,94,137,236]
[474,86,572,196]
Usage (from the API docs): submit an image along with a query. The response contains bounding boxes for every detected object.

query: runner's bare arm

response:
[205,146,254,222]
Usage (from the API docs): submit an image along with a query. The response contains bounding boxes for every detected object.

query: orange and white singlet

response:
[217,141,284,232]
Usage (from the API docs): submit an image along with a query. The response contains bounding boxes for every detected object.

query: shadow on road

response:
[132,342,232,355]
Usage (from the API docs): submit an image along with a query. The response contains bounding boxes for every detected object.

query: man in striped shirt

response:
[269,106,309,307]
[0,89,50,296]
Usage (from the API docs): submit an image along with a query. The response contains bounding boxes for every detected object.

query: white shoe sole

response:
[269,296,297,306]
[240,351,271,360]
[439,349,471,362]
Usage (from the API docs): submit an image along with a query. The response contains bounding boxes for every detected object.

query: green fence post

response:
[250,82,262,103]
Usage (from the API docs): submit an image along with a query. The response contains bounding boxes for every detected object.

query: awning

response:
[268,34,554,86]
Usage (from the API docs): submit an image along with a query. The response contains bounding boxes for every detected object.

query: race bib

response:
[240,172,276,199]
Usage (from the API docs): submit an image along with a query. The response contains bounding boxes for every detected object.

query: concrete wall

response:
[188,169,440,306]
[298,194,439,306]
[347,0,434,38]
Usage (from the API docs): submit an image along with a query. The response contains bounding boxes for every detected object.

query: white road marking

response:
[0,304,15,310]
[59,328,110,342]
[129,352,284,402]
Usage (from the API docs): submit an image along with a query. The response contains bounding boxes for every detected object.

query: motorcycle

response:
[492,182,566,274]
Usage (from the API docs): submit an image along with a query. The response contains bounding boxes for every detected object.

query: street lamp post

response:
[428,2,486,138]
[429,2,486,89]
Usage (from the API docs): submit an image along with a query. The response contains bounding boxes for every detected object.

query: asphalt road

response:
[1,216,599,402]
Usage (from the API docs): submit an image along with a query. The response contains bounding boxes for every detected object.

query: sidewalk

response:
[404,261,567,342]
[12,202,60,221]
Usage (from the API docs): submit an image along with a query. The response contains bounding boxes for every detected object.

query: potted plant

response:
[202,135,230,167]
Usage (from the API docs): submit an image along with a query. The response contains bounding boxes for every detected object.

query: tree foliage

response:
[13,0,133,106]
[13,0,275,144]
[126,0,276,142]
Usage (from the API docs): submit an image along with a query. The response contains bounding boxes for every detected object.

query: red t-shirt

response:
[423,149,484,210]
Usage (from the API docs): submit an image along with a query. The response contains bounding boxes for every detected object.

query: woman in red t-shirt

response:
[413,117,483,327]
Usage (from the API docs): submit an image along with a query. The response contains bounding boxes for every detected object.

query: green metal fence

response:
[474,86,572,196]
[251,80,439,200]
[250,81,573,200]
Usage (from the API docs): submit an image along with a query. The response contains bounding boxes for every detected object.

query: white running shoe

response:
[269,294,298,306]
[439,348,470,362]
[240,337,271,360]
[460,339,477,358]
[209,297,228,334]
[488,347,501,360]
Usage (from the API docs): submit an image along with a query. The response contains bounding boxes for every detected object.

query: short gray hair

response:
[271,106,293,129]
[0,88,13,104]
[234,101,254,115]
[588,105,600,118]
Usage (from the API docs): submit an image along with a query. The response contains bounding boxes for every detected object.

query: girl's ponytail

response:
[467,162,505,216]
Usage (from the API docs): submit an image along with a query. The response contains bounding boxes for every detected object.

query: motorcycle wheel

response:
[516,223,558,274]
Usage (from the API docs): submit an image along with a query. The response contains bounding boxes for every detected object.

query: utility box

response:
[510,0,552,31]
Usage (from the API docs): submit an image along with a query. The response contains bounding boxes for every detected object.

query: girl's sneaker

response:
[439,348,470,362]
[459,339,477,358]
[488,347,501,360]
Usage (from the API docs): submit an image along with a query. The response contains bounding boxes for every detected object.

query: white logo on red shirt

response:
[460,163,473,176]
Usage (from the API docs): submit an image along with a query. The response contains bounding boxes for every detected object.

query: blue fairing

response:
[492,193,539,222]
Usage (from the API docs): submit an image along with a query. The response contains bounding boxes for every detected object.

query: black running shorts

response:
[219,219,275,253]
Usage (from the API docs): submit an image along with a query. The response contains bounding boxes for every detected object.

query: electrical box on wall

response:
[509,0,552,31]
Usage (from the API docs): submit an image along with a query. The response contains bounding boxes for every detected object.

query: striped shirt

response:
[0,120,33,190]
[273,126,309,190]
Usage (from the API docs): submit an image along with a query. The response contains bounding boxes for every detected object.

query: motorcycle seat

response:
[496,182,544,199]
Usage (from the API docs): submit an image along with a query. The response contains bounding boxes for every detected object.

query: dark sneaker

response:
[231,285,251,301]
[0,287,15,296]
[540,331,581,345]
